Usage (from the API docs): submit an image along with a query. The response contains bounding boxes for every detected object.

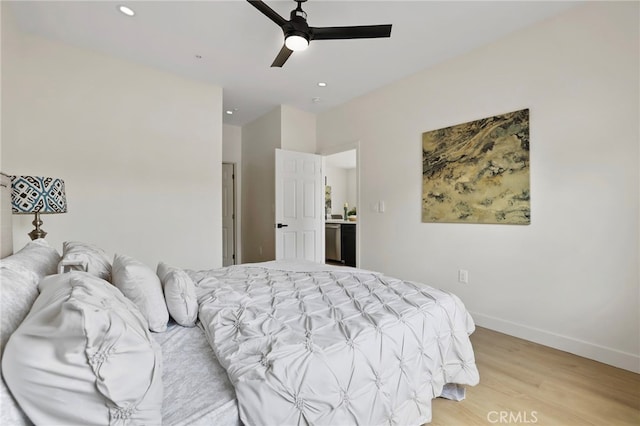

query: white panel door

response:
[222,163,236,266]
[275,149,323,262]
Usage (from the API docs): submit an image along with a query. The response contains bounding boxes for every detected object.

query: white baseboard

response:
[471,312,640,374]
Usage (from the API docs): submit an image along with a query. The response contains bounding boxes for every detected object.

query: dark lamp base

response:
[28,212,48,240]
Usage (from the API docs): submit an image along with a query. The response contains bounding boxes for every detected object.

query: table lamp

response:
[11,175,67,240]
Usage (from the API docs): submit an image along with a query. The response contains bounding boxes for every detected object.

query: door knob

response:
[276,223,289,228]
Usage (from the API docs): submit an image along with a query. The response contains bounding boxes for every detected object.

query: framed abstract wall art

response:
[422,108,530,225]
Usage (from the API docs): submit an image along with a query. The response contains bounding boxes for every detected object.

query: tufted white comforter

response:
[191,261,479,426]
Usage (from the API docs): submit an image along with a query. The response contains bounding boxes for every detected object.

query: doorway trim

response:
[319,141,361,268]
[222,162,237,266]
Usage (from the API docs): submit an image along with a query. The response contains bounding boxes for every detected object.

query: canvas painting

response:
[325,185,331,211]
[422,108,530,225]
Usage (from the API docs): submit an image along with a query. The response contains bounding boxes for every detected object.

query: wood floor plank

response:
[429,327,640,425]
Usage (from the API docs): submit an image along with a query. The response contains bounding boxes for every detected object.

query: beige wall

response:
[317,2,639,372]
[1,6,223,269]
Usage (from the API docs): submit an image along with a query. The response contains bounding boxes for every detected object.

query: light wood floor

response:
[429,327,640,425]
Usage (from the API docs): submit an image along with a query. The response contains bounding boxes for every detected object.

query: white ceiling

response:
[7,0,580,127]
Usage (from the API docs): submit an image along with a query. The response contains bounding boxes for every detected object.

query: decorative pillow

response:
[2,272,163,425]
[0,239,60,426]
[0,269,33,426]
[0,238,60,289]
[157,262,198,327]
[59,241,112,281]
[112,253,169,332]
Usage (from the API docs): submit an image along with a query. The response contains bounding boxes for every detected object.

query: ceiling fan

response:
[247,0,392,67]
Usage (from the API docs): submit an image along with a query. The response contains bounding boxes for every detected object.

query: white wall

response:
[325,166,357,217]
[223,124,242,163]
[317,2,639,372]
[0,3,17,258]
[241,107,280,263]
[325,166,348,217]
[1,7,223,269]
[346,169,357,214]
[241,105,317,263]
[223,123,242,263]
[281,105,316,154]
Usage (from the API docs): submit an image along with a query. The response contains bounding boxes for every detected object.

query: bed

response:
[0,174,479,426]
[0,240,240,426]
[189,261,479,425]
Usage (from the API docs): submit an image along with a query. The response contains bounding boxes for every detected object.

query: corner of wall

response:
[240,107,282,263]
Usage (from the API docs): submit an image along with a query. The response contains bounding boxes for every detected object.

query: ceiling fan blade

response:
[271,44,294,67]
[247,0,287,27]
[311,24,392,41]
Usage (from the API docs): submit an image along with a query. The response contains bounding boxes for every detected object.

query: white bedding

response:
[190,261,479,426]
[153,322,240,426]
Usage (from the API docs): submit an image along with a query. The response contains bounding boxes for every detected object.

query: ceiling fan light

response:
[285,34,309,51]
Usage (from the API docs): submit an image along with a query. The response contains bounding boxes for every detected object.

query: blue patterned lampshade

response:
[11,175,67,240]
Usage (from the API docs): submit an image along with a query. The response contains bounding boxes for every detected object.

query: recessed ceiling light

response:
[225,110,234,115]
[317,82,327,87]
[118,5,135,17]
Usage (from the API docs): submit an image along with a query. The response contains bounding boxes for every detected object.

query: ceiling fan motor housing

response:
[287,7,309,38]
[284,4,310,49]
[247,0,392,67]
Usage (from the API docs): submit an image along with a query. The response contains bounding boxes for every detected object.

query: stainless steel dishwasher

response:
[325,223,341,262]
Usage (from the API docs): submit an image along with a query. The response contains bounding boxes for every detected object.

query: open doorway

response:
[323,147,359,267]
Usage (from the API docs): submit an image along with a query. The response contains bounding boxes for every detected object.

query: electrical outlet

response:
[458,269,469,284]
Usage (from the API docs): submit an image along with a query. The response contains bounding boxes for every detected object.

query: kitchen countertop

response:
[326,219,357,224]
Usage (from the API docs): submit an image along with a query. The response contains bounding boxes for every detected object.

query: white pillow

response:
[0,239,60,426]
[59,241,111,281]
[2,272,163,425]
[112,253,169,332]
[157,262,198,327]
[0,239,61,352]
[1,238,60,283]
[0,269,33,426]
